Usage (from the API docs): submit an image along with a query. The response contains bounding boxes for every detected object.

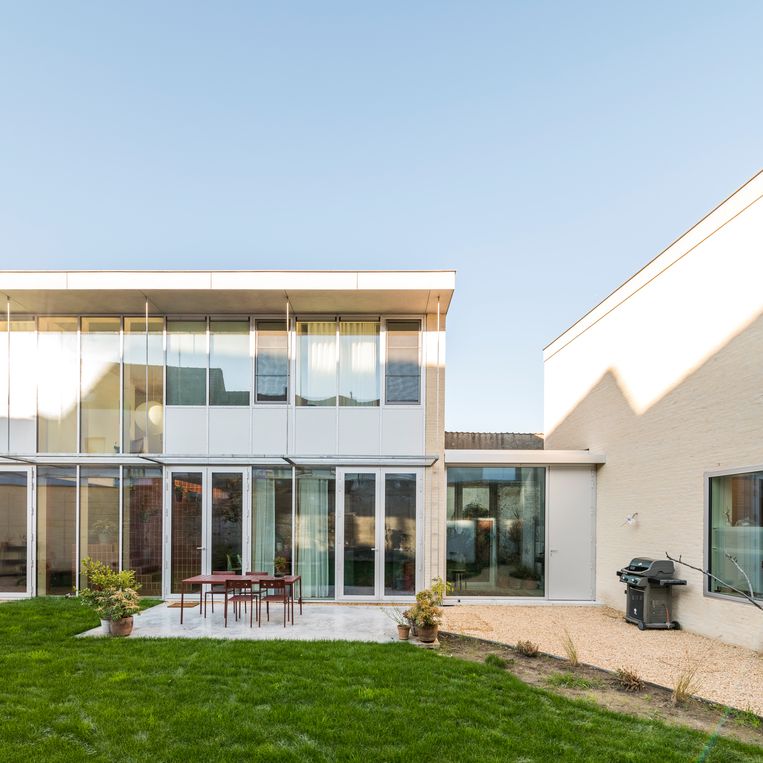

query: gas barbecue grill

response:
[616,557,686,630]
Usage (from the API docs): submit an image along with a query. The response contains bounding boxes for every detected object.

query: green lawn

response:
[0,599,759,762]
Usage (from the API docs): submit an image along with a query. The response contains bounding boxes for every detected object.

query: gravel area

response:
[441,605,763,715]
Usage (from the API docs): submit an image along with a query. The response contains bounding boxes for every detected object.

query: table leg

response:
[290,582,294,625]
[180,586,185,625]
[299,577,303,615]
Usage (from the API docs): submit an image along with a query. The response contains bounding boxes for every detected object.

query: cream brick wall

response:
[544,173,763,651]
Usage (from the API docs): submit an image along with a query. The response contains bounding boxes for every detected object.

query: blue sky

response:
[1,2,761,432]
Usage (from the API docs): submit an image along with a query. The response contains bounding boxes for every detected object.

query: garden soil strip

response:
[441,604,763,715]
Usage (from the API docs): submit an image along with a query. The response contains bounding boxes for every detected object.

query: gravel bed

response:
[441,605,763,715]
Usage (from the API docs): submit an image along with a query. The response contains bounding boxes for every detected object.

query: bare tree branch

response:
[725,553,755,602]
[665,552,763,612]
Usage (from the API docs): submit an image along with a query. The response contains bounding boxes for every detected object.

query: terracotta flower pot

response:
[397,624,411,640]
[417,624,438,643]
[522,579,538,590]
[109,616,134,637]
[508,576,522,589]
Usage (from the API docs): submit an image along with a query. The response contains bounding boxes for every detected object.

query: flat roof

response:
[544,169,763,360]
[0,269,455,315]
[445,449,605,465]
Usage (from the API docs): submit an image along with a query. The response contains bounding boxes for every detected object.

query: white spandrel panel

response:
[381,408,424,456]
[209,408,250,455]
[294,407,337,455]
[9,419,35,454]
[252,408,287,455]
[547,465,596,600]
[338,408,380,455]
[164,407,207,455]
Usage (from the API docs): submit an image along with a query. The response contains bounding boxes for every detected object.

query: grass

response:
[561,629,579,667]
[546,672,602,691]
[0,599,760,762]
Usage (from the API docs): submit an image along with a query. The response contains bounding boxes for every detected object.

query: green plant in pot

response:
[274,556,289,577]
[78,557,142,636]
[407,587,443,643]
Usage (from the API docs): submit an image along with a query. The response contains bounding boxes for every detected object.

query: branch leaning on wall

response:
[665,552,762,612]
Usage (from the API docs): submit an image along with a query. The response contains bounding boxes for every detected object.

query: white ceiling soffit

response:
[0,270,456,316]
[444,449,606,465]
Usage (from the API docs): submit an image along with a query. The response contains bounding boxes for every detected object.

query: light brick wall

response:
[545,177,763,651]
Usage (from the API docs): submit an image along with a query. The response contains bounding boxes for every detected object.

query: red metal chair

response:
[224,578,257,628]
[204,570,230,616]
[258,578,290,627]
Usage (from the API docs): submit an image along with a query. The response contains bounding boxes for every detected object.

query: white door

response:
[164,467,250,596]
[547,465,596,600]
[0,467,33,597]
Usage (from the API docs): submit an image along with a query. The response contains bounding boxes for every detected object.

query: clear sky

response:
[1,2,761,433]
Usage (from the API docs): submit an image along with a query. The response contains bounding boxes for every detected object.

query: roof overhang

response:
[0,270,455,316]
[445,449,606,465]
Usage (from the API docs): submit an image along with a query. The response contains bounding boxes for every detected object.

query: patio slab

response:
[79,602,399,642]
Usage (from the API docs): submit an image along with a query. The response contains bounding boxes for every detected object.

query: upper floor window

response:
[385,320,421,404]
[256,320,288,403]
[209,320,250,406]
[708,470,762,601]
[166,320,207,405]
[296,320,381,407]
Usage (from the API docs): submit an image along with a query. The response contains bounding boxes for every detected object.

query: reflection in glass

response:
[385,473,416,595]
[295,468,335,597]
[210,472,243,572]
[80,468,119,586]
[256,321,288,402]
[81,317,121,453]
[38,317,79,452]
[339,322,379,407]
[386,320,421,404]
[446,467,545,597]
[343,473,376,595]
[124,317,164,453]
[2,320,36,448]
[167,320,207,405]
[123,467,163,596]
[171,472,203,593]
[210,321,250,405]
[37,467,77,595]
[252,467,292,574]
[709,471,763,599]
[0,471,27,593]
[296,322,336,406]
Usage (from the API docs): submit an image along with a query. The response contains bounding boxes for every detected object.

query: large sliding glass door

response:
[166,468,248,595]
[337,468,420,599]
[0,469,31,596]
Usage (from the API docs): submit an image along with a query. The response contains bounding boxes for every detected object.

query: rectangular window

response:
[296,322,336,406]
[0,471,28,593]
[295,468,335,597]
[385,473,417,595]
[79,468,120,586]
[37,466,77,595]
[122,467,163,597]
[709,470,763,600]
[8,320,36,446]
[446,467,546,597]
[339,322,379,407]
[166,320,207,405]
[80,317,121,454]
[209,320,250,405]
[251,467,293,574]
[255,321,288,403]
[38,317,79,452]
[123,317,164,454]
[385,320,421,404]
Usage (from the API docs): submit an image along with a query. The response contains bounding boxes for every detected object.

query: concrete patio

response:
[80,602,399,642]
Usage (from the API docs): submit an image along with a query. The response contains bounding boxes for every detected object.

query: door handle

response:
[196,546,205,551]
[371,547,377,551]
[549,549,559,553]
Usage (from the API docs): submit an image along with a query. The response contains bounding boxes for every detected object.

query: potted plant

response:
[78,557,142,636]
[274,556,289,577]
[385,607,412,640]
[407,587,443,643]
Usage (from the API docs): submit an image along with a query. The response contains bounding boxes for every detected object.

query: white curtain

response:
[298,322,336,404]
[296,476,330,597]
[339,322,379,405]
[253,475,276,573]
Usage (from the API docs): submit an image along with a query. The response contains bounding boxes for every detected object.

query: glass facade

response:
[297,322,336,406]
[79,468,120,586]
[209,321,250,405]
[37,467,77,595]
[385,320,421,404]
[80,318,121,454]
[122,467,163,597]
[339,322,379,406]
[295,468,335,597]
[251,467,293,574]
[170,472,203,593]
[167,320,207,405]
[384,473,416,595]
[210,472,243,572]
[343,473,376,595]
[123,317,164,453]
[709,470,763,600]
[0,471,27,593]
[446,467,545,597]
[255,320,288,402]
[37,318,79,452]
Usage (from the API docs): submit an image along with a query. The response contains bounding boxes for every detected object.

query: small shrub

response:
[561,629,579,667]
[671,660,702,706]
[516,640,540,658]
[547,672,599,690]
[615,667,645,692]
[484,653,512,669]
